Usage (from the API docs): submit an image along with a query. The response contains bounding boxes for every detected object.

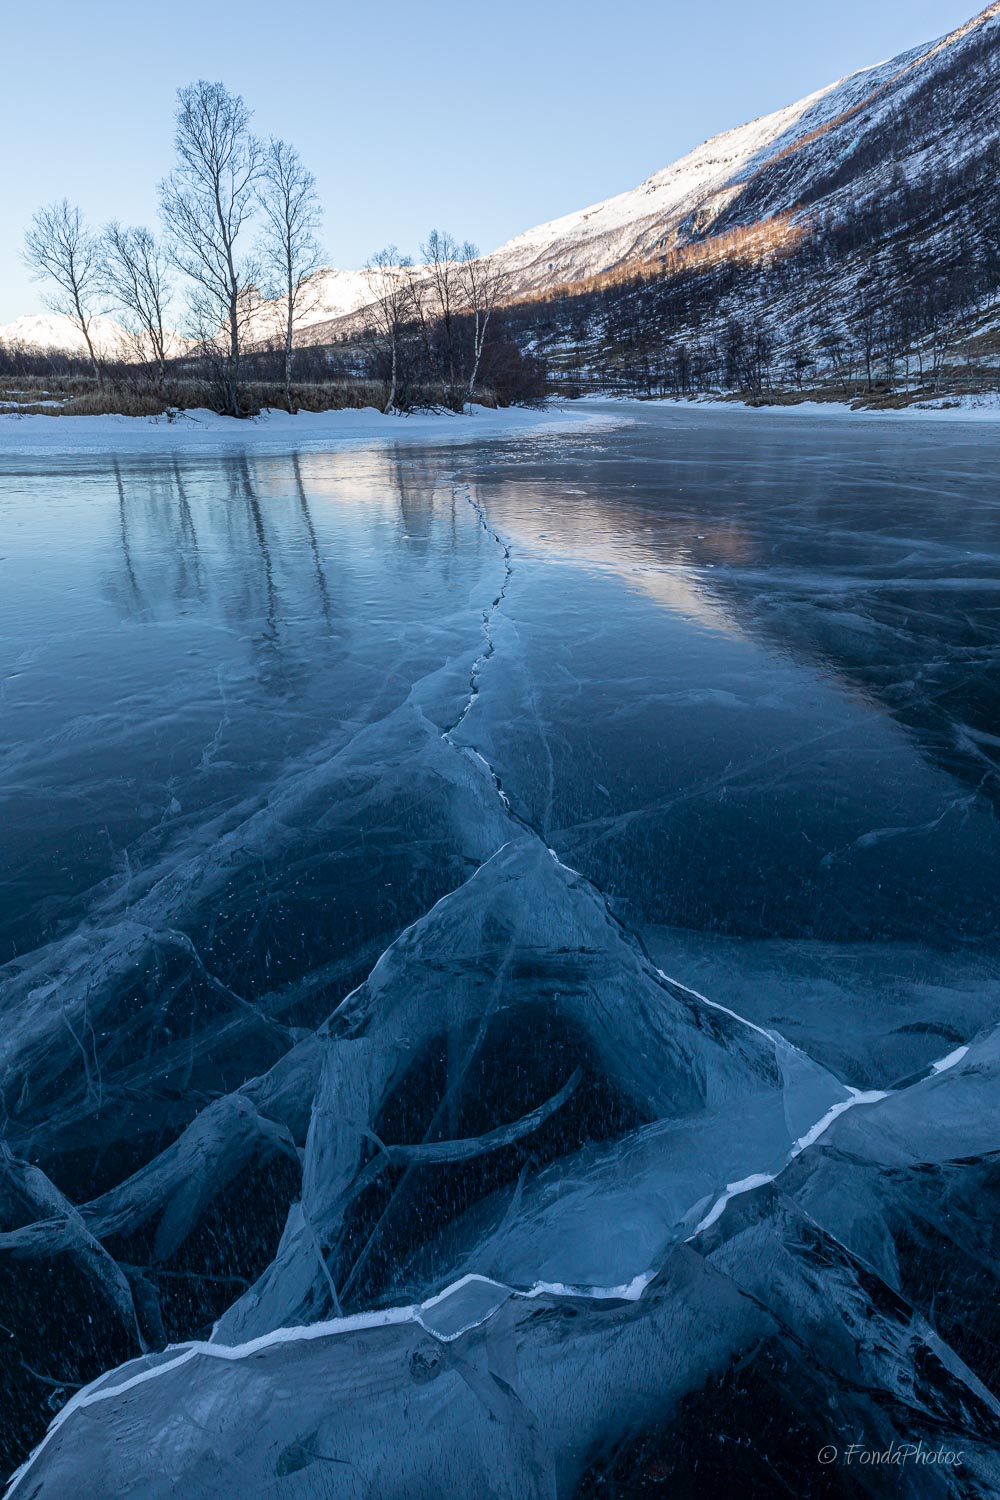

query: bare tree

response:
[23,201,105,386]
[853,296,880,392]
[458,244,508,405]
[102,224,173,382]
[159,81,261,416]
[363,246,413,413]
[258,138,324,413]
[403,261,433,369]
[421,228,462,402]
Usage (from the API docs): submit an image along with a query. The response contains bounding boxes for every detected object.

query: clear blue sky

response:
[0,0,981,321]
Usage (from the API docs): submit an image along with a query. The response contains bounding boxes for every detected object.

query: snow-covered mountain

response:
[6,3,997,362]
[236,268,378,349]
[0,312,132,357]
[1,279,376,358]
[0,312,191,361]
[484,2,1000,293]
[294,1,1000,347]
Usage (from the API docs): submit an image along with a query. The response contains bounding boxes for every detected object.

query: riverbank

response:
[0,402,625,454]
[576,391,1000,423]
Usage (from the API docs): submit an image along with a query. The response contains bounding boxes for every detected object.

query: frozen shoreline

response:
[3,396,997,458]
[577,391,1000,423]
[0,401,628,456]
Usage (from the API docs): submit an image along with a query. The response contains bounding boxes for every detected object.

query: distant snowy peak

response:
[0,290,372,359]
[240,268,377,348]
[296,268,379,327]
[0,312,190,360]
[0,312,131,356]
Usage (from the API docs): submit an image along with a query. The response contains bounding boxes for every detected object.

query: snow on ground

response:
[3,396,997,463]
[0,402,628,455]
[581,393,1000,424]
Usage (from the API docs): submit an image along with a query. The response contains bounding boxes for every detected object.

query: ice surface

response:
[11,1194,1000,1497]
[3,404,1000,1493]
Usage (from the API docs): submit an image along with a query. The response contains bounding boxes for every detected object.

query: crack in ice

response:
[6,467,994,1496]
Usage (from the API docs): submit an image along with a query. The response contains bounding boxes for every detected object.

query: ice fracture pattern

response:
[1,407,1000,1496]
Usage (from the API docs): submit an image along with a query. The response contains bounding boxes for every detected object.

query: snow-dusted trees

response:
[723,316,773,397]
[160,81,262,416]
[363,247,413,413]
[458,244,508,405]
[258,139,323,413]
[101,225,173,382]
[23,201,105,386]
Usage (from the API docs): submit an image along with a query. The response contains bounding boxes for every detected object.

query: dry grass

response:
[65,388,182,417]
[0,375,502,420]
[247,380,388,413]
[1,378,389,419]
[731,385,987,411]
[1,376,200,418]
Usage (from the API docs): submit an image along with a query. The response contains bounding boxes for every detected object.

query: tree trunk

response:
[74,290,103,390]
[284,241,295,414]
[466,350,482,407]
[229,293,241,417]
[284,286,295,414]
[466,304,496,408]
[466,310,484,406]
[443,309,456,405]
[83,330,103,390]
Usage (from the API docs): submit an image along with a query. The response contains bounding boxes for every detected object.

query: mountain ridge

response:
[5,3,999,375]
[291,1,1000,350]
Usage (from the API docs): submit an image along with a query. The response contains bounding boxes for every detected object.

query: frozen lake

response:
[3,405,1000,1495]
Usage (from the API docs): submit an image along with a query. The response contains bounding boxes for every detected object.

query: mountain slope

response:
[487,3,999,295]
[485,47,934,292]
[293,0,999,381]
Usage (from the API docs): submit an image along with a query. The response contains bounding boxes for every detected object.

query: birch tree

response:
[458,243,509,405]
[102,224,173,382]
[160,81,261,416]
[258,138,323,413]
[421,228,462,403]
[23,201,105,386]
[363,246,412,413]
